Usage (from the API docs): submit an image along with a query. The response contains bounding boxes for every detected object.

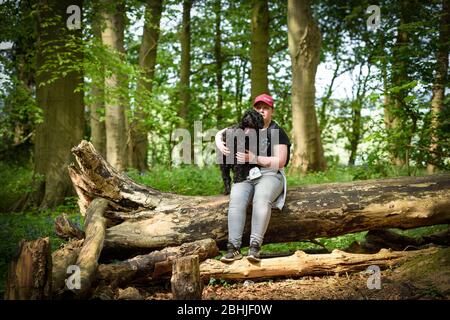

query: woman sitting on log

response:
[215,93,291,263]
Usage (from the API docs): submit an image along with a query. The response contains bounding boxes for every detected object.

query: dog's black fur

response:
[219,109,264,195]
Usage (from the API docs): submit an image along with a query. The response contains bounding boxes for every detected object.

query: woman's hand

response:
[236,150,256,164]
[215,129,230,155]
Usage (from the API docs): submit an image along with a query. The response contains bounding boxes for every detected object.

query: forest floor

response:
[118,246,450,300]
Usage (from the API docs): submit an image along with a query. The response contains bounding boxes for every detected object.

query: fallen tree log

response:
[69,140,450,253]
[52,239,84,296]
[199,247,439,281]
[73,198,108,298]
[97,238,218,288]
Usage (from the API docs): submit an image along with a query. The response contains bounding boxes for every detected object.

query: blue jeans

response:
[227,172,284,248]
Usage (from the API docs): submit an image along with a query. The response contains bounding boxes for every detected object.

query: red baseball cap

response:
[253,93,274,108]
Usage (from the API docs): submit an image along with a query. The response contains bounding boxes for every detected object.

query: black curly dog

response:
[219,109,264,195]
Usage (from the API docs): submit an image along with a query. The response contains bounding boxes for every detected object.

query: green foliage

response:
[127,165,225,196]
[0,162,35,211]
[0,80,42,160]
[231,232,368,257]
[286,165,355,186]
[391,224,449,239]
[208,277,230,287]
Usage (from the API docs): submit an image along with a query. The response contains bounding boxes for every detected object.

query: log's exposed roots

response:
[54,213,85,240]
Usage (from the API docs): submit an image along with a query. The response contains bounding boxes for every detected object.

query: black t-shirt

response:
[259,121,291,167]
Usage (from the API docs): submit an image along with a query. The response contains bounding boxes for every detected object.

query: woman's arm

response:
[256,144,288,169]
[215,128,230,155]
[236,144,288,170]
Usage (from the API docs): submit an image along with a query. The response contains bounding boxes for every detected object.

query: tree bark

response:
[427,0,449,173]
[199,247,438,281]
[5,237,52,300]
[171,255,202,300]
[250,0,269,100]
[287,0,326,173]
[34,0,85,208]
[129,0,163,172]
[69,141,450,254]
[101,0,128,171]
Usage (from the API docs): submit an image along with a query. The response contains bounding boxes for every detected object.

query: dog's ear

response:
[256,112,264,128]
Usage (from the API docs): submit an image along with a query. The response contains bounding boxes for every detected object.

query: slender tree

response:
[427,0,449,173]
[287,0,326,173]
[178,0,192,123]
[385,0,419,167]
[100,0,128,171]
[129,0,163,171]
[214,0,223,122]
[250,0,269,100]
[90,8,106,158]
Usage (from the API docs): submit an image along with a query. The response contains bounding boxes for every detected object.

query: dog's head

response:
[240,108,264,131]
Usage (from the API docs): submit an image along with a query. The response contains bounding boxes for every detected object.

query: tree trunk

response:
[385,0,418,167]
[235,59,248,122]
[101,0,128,172]
[97,239,218,288]
[69,141,450,254]
[380,32,392,147]
[427,0,449,173]
[318,52,340,134]
[214,0,224,122]
[250,0,269,100]
[348,64,371,166]
[287,0,327,173]
[73,198,108,298]
[199,247,438,281]
[171,255,202,300]
[347,101,361,166]
[34,0,85,208]
[129,0,163,172]
[90,13,107,158]
[5,237,52,300]
[178,0,192,122]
